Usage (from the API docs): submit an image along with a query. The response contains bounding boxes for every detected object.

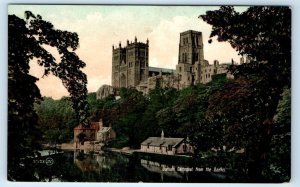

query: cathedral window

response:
[195,53,198,61]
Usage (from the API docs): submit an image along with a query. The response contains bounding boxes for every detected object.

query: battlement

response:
[112,37,149,50]
[180,30,202,36]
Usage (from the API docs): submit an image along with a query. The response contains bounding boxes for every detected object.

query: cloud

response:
[21,6,240,99]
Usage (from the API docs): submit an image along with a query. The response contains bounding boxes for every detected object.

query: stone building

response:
[74,119,116,148]
[74,121,101,145]
[96,126,116,142]
[140,131,194,155]
[111,37,149,88]
[97,30,232,99]
[176,30,229,88]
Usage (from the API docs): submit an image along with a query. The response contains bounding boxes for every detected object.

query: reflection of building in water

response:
[74,152,100,172]
[73,151,117,172]
[141,159,189,181]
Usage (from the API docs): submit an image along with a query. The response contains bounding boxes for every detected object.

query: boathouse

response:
[140,131,194,155]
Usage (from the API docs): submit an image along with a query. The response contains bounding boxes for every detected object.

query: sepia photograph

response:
[7,4,291,183]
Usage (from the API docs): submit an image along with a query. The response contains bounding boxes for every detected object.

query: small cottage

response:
[74,119,116,148]
[74,122,101,144]
[140,131,194,155]
[96,126,116,142]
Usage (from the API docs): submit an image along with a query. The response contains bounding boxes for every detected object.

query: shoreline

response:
[43,143,192,159]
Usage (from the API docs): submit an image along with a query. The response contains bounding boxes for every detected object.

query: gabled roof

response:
[97,127,111,133]
[141,137,184,148]
[74,122,101,131]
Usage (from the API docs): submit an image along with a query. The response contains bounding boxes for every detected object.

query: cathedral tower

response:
[112,37,149,88]
[178,30,204,65]
[176,30,205,88]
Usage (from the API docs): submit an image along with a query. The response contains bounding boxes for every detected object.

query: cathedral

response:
[111,37,149,88]
[97,30,231,99]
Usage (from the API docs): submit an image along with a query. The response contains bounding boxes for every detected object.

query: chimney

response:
[161,130,164,139]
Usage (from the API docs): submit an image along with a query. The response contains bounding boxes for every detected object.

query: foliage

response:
[8,6,291,182]
[200,6,291,181]
[262,88,291,181]
[8,13,43,181]
[8,11,88,180]
[113,88,148,147]
[34,97,77,143]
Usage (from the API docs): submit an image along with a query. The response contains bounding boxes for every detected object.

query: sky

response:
[8,5,247,99]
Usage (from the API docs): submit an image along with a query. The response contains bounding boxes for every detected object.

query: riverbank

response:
[45,143,192,160]
[43,142,104,151]
[60,143,74,150]
[56,143,194,159]
[106,147,139,155]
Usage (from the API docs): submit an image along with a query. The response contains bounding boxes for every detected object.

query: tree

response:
[34,97,78,143]
[8,11,89,180]
[173,75,228,154]
[263,88,291,181]
[115,88,148,147]
[200,6,291,181]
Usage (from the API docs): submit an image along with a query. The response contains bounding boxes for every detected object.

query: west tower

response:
[112,37,149,88]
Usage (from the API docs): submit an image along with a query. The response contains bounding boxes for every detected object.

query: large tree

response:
[200,6,291,181]
[8,11,89,180]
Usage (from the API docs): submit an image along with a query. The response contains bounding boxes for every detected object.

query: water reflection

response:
[74,150,118,172]
[31,150,227,182]
[141,159,184,180]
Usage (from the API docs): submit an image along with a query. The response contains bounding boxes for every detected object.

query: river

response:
[31,150,228,182]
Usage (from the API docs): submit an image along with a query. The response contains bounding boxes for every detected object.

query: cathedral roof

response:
[149,66,176,74]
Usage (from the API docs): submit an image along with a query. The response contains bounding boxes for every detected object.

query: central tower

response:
[176,30,205,88]
[178,30,204,65]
